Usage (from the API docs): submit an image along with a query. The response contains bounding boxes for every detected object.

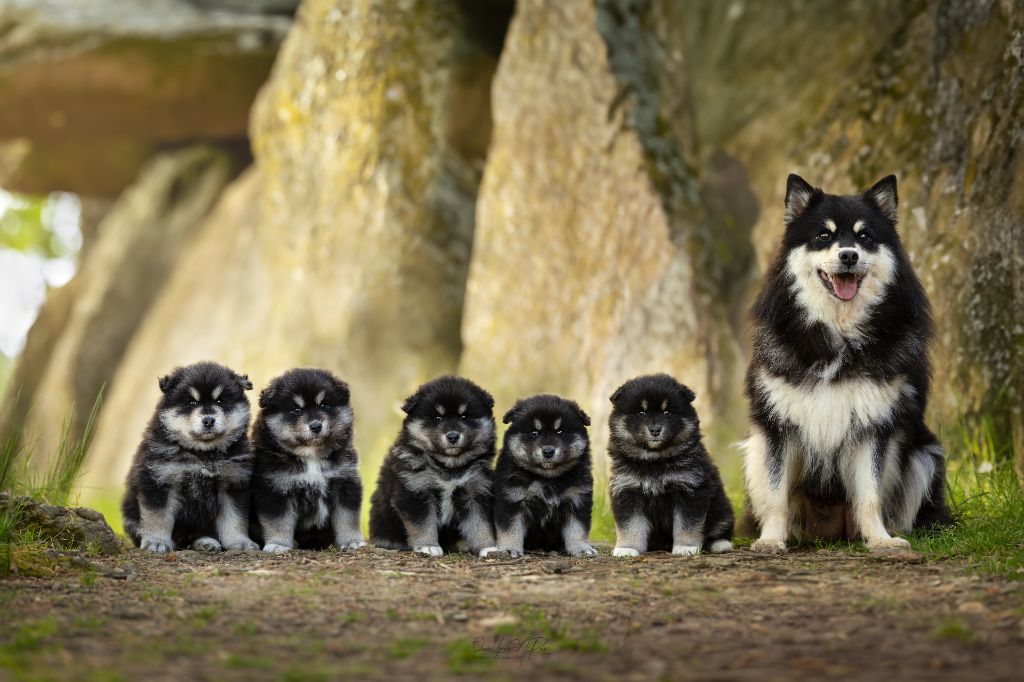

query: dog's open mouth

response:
[818,270,864,301]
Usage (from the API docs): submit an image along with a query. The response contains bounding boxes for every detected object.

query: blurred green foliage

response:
[0,194,62,258]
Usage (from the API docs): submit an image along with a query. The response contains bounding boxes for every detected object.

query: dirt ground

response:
[1,546,1023,681]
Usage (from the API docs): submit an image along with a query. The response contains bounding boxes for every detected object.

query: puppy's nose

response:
[839,249,859,265]
[201,416,215,429]
[649,426,663,438]
[446,431,462,445]
[541,446,556,459]
[308,420,323,435]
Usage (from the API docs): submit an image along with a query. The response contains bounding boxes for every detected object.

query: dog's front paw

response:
[336,536,367,551]
[192,537,222,552]
[708,539,734,554]
[223,537,260,552]
[672,544,700,556]
[612,547,641,558]
[493,546,524,558]
[567,543,598,557]
[750,538,788,555]
[141,537,174,553]
[866,536,911,552]
[478,546,500,558]
[263,542,292,554]
[413,545,443,557]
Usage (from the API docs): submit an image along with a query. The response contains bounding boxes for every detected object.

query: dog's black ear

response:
[609,384,625,406]
[784,173,819,222]
[570,401,591,427]
[157,370,178,395]
[234,373,254,391]
[678,384,696,403]
[475,384,495,411]
[864,174,898,223]
[258,387,275,409]
[501,402,521,425]
[401,392,420,415]
[334,378,351,405]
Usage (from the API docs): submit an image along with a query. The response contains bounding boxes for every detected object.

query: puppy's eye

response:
[459,414,467,420]
[188,400,199,408]
[858,231,871,241]
[435,416,443,422]
[816,231,831,241]
[556,430,563,435]
[292,408,302,415]
[530,431,539,438]
[662,410,669,414]
[215,399,222,405]
[638,410,646,416]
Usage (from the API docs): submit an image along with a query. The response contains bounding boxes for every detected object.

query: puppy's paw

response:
[192,537,222,552]
[263,542,293,554]
[223,537,260,552]
[477,546,501,558]
[413,545,443,557]
[708,539,734,554]
[494,547,524,558]
[750,538,788,555]
[567,543,598,557]
[866,536,911,552]
[672,544,700,556]
[336,536,367,551]
[141,537,173,554]
[612,547,641,558]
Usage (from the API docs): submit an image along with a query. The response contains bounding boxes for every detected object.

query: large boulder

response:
[82,0,511,491]
[0,0,290,196]
[3,147,242,463]
[460,0,755,463]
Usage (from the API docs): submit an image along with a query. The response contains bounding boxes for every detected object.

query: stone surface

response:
[2,146,242,463]
[82,0,510,491]
[460,0,754,464]
[1,492,123,555]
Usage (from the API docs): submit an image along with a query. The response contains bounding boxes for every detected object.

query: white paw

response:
[567,543,598,557]
[750,538,788,555]
[708,539,734,554]
[336,537,366,550]
[192,537,222,552]
[141,537,174,553]
[866,535,911,551]
[612,547,641,558]
[414,545,443,557]
[263,542,292,554]
[478,546,500,557]
[672,544,700,556]
[223,537,260,552]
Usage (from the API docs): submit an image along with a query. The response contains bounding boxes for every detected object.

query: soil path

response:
[2,547,1022,681]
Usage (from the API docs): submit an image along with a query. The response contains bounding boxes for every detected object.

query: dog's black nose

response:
[649,426,663,437]
[308,420,323,434]
[839,249,859,265]
[541,446,556,459]
[446,431,461,444]
[201,416,215,429]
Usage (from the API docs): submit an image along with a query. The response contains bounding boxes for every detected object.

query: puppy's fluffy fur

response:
[249,369,364,553]
[492,394,596,557]
[369,376,497,556]
[608,374,734,556]
[122,362,258,553]
[742,174,950,554]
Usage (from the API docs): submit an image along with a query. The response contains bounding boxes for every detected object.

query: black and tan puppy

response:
[122,362,258,553]
[608,374,734,557]
[493,394,596,557]
[369,376,497,556]
[249,369,364,553]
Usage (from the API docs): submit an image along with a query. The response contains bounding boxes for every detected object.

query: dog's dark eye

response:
[188,400,199,408]
[530,431,539,438]
[816,231,831,241]
[858,231,871,241]
[556,430,563,435]
[435,415,442,422]
[638,410,646,416]
[662,410,669,414]
[292,408,302,415]
[459,414,467,420]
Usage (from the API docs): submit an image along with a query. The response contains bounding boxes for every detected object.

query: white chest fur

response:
[757,368,911,453]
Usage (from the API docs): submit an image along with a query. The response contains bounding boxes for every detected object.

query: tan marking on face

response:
[293,394,305,408]
[189,387,201,401]
[211,385,223,400]
[315,390,326,406]
[825,218,837,233]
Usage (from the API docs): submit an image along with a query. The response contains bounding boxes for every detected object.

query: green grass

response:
[909,420,1024,578]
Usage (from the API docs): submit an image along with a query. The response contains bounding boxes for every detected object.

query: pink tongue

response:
[831,274,858,301]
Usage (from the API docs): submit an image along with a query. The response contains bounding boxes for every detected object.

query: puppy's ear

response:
[678,384,696,403]
[157,370,178,395]
[258,387,275,409]
[864,174,898,223]
[609,384,625,405]
[570,401,591,427]
[784,173,819,223]
[401,392,420,415]
[234,373,254,391]
[476,385,495,411]
[501,402,521,425]
[334,378,351,405]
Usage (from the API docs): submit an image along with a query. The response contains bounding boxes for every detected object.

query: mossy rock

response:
[1,492,124,556]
